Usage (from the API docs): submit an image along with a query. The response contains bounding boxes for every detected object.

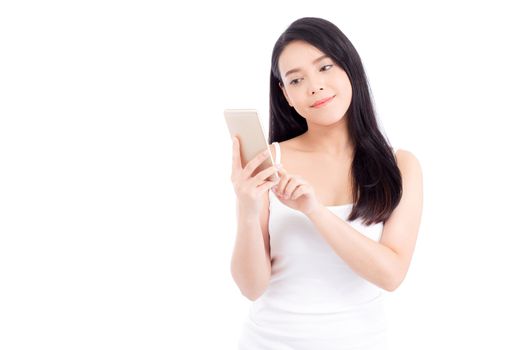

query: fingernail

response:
[276,163,282,170]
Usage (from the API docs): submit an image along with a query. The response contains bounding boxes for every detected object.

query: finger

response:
[283,177,306,198]
[276,171,291,195]
[276,167,287,175]
[254,164,280,183]
[257,179,279,193]
[244,148,272,179]
[231,137,241,173]
[275,167,288,181]
[290,184,307,200]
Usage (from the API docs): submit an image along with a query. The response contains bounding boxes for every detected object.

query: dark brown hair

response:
[269,17,402,225]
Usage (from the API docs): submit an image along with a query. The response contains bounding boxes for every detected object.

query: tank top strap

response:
[271,141,281,164]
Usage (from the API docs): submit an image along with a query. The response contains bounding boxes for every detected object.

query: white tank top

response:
[238,141,392,349]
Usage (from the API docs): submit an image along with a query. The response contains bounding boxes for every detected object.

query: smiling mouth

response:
[311,95,335,108]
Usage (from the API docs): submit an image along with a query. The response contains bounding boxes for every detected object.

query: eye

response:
[289,78,302,86]
[320,64,333,72]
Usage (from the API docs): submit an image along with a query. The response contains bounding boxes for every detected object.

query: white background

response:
[1,0,524,349]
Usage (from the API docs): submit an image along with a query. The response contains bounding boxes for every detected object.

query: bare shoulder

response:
[393,148,423,203]
[395,149,423,177]
[269,136,302,162]
[275,137,300,148]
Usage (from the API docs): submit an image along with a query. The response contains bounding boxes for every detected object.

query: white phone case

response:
[224,109,278,182]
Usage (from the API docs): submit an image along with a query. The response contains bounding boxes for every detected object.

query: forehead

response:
[278,41,327,75]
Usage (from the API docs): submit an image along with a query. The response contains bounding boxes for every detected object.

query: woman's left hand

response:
[272,166,322,215]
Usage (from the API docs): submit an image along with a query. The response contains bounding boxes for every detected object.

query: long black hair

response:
[269,17,402,225]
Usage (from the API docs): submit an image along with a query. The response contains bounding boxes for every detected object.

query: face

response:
[278,40,352,125]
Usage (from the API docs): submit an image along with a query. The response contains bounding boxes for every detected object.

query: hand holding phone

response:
[224,109,278,182]
[225,109,280,214]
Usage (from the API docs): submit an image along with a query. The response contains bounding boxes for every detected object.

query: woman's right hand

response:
[230,137,280,216]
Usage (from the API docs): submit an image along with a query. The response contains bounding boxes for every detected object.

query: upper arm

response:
[258,143,277,265]
[380,149,424,287]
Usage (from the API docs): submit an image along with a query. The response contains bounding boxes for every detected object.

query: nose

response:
[310,86,324,95]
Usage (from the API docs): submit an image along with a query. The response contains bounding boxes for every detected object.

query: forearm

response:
[230,210,271,300]
[306,206,400,291]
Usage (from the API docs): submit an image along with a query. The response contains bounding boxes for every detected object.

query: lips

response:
[311,95,335,108]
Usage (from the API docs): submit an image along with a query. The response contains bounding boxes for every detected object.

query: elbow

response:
[242,278,270,301]
[383,254,409,292]
[384,280,399,292]
[242,289,264,301]
[238,283,267,301]
[383,272,405,292]
[230,268,269,301]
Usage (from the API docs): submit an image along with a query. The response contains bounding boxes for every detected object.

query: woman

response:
[230,17,423,349]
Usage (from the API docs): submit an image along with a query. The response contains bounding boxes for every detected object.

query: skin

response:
[275,40,355,212]
[278,40,354,158]
[230,40,423,297]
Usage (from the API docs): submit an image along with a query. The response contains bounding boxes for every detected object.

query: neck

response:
[300,118,353,157]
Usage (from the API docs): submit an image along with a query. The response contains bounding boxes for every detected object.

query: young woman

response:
[230,17,423,349]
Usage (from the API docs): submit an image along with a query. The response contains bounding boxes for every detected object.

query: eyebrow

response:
[284,54,330,78]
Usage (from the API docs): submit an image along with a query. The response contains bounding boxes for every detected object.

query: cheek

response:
[333,81,352,112]
[339,80,353,101]
[334,69,352,94]
[284,87,295,101]
[288,90,306,105]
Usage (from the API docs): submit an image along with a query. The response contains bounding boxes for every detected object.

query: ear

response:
[279,82,293,107]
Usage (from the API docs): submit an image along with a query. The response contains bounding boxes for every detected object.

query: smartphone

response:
[224,109,279,182]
